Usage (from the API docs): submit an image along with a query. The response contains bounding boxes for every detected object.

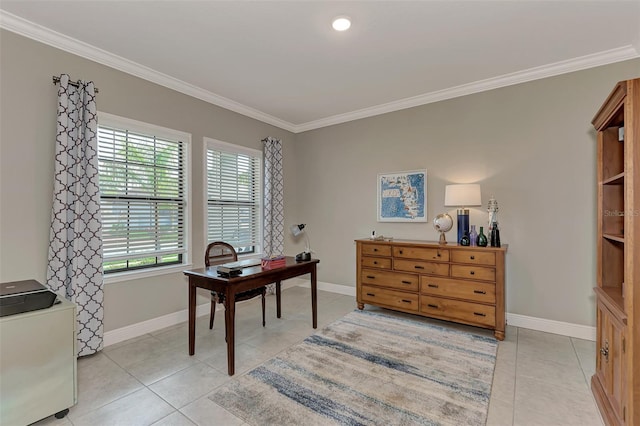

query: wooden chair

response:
[205,241,266,330]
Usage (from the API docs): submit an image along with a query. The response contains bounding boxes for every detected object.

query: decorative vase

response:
[469,225,478,247]
[460,231,470,246]
[477,226,488,247]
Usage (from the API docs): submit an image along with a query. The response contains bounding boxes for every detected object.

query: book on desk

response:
[216,258,261,275]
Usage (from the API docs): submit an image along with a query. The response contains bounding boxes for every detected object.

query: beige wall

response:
[293,59,640,326]
[1,29,638,331]
[0,30,298,330]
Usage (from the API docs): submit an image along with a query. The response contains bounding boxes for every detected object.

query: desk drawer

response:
[394,259,449,277]
[361,256,392,270]
[361,243,392,257]
[361,285,419,312]
[420,276,496,304]
[450,265,495,282]
[361,269,419,291]
[420,296,495,327]
[451,250,496,266]
[393,246,449,262]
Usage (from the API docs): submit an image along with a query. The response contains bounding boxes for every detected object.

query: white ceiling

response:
[1,1,639,132]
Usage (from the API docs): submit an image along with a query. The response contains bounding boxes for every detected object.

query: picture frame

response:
[377,169,427,222]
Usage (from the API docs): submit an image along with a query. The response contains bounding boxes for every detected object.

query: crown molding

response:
[293,45,639,133]
[2,11,637,134]
[0,11,297,132]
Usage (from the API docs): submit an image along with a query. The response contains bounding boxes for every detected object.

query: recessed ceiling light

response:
[332,16,351,31]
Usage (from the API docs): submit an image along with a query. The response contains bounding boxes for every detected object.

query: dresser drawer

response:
[393,246,449,262]
[420,296,495,327]
[361,285,419,312]
[451,250,496,266]
[361,256,392,270]
[394,259,449,277]
[361,243,392,257]
[420,276,496,304]
[361,269,419,291]
[450,264,495,282]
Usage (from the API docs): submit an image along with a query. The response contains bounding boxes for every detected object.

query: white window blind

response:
[206,140,261,254]
[98,119,188,273]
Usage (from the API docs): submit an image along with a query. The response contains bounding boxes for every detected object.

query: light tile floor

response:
[32,286,603,426]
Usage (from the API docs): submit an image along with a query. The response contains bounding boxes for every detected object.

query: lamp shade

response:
[444,184,482,207]
[290,223,306,237]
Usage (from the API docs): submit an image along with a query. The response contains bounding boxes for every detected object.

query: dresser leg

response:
[494,330,505,341]
[357,303,364,310]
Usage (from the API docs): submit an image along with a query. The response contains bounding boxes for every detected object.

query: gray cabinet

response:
[0,298,77,425]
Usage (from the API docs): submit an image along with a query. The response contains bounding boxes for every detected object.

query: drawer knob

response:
[366,275,376,279]
[401,299,412,304]
[373,261,378,264]
[366,293,375,297]
[399,250,403,254]
[470,255,475,260]
[473,290,486,294]
[427,304,438,309]
[427,283,438,288]
[415,265,425,270]
[373,248,378,252]
[600,340,609,362]
[401,280,412,284]
[470,271,475,275]
[474,312,486,317]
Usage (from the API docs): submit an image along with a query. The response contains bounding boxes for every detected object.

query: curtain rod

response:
[52,76,99,93]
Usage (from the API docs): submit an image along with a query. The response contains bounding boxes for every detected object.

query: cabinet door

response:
[596,301,627,424]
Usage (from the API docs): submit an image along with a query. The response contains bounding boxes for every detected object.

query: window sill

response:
[103,263,193,284]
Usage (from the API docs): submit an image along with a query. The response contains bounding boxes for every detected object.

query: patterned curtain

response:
[46,74,103,357]
[263,137,284,294]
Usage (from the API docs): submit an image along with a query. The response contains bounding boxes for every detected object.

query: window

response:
[205,138,262,255]
[98,113,191,275]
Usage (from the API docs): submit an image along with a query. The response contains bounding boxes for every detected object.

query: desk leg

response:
[276,281,282,318]
[188,280,196,356]
[225,293,236,375]
[311,266,318,329]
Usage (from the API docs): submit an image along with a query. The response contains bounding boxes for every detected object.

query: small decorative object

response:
[487,197,500,247]
[477,226,488,247]
[377,170,427,222]
[460,231,471,246]
[469,225,478,247]
[490,222,501,248]
[433,213,453,245]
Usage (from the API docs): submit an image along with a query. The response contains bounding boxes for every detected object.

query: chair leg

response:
[262,293,266,327]
[209,300,216,329]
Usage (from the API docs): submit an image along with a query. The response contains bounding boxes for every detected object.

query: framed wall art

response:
[377,169,427,222]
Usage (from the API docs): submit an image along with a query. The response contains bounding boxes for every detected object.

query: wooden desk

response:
[183,257,319,375]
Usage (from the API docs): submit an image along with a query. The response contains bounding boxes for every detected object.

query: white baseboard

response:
[104,280,595,347]
[293,279,357,296]
[104,280,303,347]
[104,302,211,347]
[506,312,596,341]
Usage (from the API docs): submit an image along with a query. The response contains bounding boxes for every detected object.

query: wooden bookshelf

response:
[591,78,639,426]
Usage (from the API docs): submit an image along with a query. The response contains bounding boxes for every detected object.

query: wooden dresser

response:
[355,239,507,340]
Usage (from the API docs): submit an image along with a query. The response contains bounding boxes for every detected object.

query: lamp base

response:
[295,252,311,262]
[456,208,469,243]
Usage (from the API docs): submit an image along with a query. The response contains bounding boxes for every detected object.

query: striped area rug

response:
[210,310,498,425]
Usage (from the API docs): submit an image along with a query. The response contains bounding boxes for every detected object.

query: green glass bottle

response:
[477,226,488,247]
